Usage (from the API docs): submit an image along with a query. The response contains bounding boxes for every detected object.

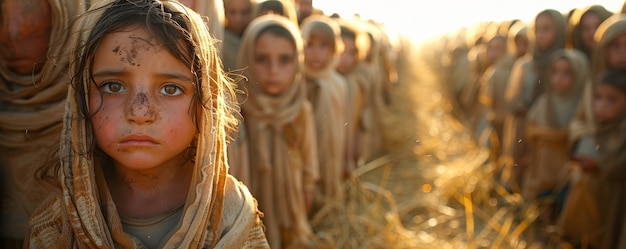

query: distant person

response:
[253,0,298,25]
[481,22,529,161]
[301,15,349,211]
[0,0,86,247]
[237,14,318,249]
[222,0,253,73]
[566,5,612,61]
[294,0,323,25]
[25,1,269,247]
[179,0,225,52]
[501,9,566,191]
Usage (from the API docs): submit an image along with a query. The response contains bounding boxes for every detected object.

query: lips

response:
[119,134,159,146]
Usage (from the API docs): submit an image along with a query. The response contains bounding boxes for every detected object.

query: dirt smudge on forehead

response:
[112,35,161,67]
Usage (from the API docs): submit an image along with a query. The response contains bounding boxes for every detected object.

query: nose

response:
[126,91,157,124]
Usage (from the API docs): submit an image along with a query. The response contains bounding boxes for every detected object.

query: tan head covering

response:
[252,0,298,25]
[25,1,267,248]
[566,5,612,60]
[529,9,567,94]
[527,49,589,129]
[0,0,86,240]
[300,15,348,202]
[237,14,317,248]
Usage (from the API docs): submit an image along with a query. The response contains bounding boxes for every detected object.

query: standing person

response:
[237,14,318,249]
[521,49,588,209]
[336,17,371,168]
[592,69,626,249]
[301,15,349,210]
[222,0,253,73]
[25,1,269,248]
[566,4,612,61]
[501,9,566,192]
[481,22,529,161]
[0,0,86,247]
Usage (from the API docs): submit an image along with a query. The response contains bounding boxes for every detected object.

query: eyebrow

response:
[92,69,194,82]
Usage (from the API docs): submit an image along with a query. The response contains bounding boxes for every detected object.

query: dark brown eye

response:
[161,84,183,96]
[101,82,126,94]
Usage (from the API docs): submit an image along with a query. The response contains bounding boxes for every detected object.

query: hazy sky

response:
[313,0,624,42]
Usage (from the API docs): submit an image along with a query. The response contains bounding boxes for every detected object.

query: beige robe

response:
[0,0,87,244]
[237,15,318,249]
[522,49,588,201]
[301,15,349,207]
[25,1,268,248]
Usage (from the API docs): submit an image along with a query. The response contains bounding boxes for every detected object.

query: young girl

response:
[502,9,566,191]
[301,15,349,209]
[221,0,253,72]
[480,22,528,160]
[25,1,268,248]
[565,5,612,61]
[521,49,588,201]
[0,0,86,247]
[336,17,372,167]
[236,14,318,249]
[592,69,626,249]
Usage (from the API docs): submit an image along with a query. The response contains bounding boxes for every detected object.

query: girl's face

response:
[253,32,297,95]
[225,0,252,36]
[606,33,626,70]
[580,12,602,50]
[304,34,333,70]
[486,37,506,65]
[336,36,357,74]
[514,35,529,57]
[594,83,626,123]
[534,14,556,51]
[0,0,52,75]
[550,58,575,95]
[89,26,197,171]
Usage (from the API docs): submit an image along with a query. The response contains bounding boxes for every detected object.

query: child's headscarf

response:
[527,49,589,128]
[566,5,612,60]
[27,1,265,248]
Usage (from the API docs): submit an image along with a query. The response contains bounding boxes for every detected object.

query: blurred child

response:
[521,49,588,203]
[25,1,268,247]
[502,9,566,191]
[592,69,626,249]
[237,14,318,249]
[253,0,298,25]
[566,5,612,61]
[301,15,349,207]
[0,0,86,247]
[480,22,528,159]
[222,0,253,72]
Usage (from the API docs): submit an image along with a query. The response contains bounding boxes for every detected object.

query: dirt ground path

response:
[309,33,551,249]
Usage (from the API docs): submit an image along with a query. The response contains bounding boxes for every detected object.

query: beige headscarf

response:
[238,14,317,248]
[252,0,298,25]
[566,5,612,60]
[527,49,589,129]
[301,15,348,202]
[529,9,567,101]
[0,0,87,240]
[570,14,626,143]
[25,1,267,248]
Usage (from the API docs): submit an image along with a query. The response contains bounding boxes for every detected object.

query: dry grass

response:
[308,34,573,249]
